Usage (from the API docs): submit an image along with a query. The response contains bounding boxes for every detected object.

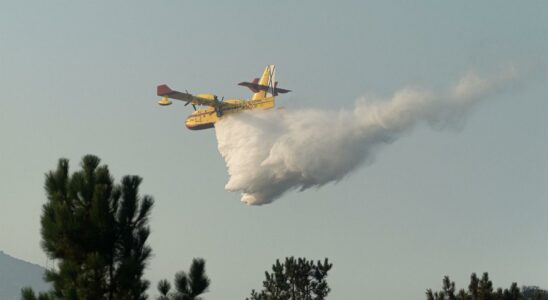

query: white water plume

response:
[215,69,519,205]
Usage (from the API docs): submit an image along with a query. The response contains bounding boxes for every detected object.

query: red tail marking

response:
[157,84,173,96]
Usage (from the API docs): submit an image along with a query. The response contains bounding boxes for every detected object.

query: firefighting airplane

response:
[157,65,290,130]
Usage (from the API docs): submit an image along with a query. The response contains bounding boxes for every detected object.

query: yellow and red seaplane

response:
[157,65,290,130]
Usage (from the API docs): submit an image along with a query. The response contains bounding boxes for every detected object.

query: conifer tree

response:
[156,258,210,300]
[23,155,154,300]
[426,272,525,300]
[246,257,332,300]
[157,280,171,300]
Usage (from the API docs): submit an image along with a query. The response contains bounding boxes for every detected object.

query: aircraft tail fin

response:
[253,65,275,100]
[238,65,291,100]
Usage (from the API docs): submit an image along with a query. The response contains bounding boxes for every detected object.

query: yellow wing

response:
[157,84,224,107]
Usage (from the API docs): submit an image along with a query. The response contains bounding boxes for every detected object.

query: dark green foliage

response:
[21,288,38,300]
[24,155,154,300]
[426,272,534,300]
[522,286,548,300]
[246,257,332,300]
[157,279,172,300]
[156,258,210,300]
[20,287,52,300]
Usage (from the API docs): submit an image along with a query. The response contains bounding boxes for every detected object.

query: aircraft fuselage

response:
[185,97,275,130]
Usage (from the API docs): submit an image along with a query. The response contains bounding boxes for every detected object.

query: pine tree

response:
[156,258,210,300]
[23,155,154,300]
[20,287,52,300]
[246,257,332,300]
[157,280,171,300]
[427,273,524,300]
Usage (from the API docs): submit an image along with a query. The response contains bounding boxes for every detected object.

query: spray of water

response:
[215,69,518,205]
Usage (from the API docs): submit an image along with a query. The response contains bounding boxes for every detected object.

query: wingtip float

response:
[157,65,291,130]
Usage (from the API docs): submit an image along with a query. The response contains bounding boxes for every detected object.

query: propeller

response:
[214,96,224,117]
[182,90,197,110]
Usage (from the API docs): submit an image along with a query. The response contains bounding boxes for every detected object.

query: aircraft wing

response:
[157,84,218,107]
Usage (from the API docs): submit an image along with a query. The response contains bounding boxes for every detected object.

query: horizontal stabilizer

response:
[238,81,291,96]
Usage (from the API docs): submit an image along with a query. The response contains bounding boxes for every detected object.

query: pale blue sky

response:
[0,1,547,299]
